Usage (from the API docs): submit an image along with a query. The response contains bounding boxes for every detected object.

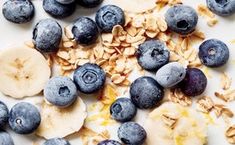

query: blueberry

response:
[8,102,41,134]
[33,19,62,53]
[156,62,186,88]
[180,68,207,96]
[118,122,146,145]
[0,101,8,129]
[165,5,198,35]
[43,138,70,145]
[95,5,125,32]
[2,0,34,24]
[78,0,103,8]
[110,98,137,122]
[199,39,229,67]
[73,63,106,94]
[44,76,78,107]
[207,0,235,16]
[136,40,170,71]
[43,0,76,18]
[72,17,99,45]
[98,140,122,145]
[56,0,75,4]
[0,130,14,145]
[130,76,164,109]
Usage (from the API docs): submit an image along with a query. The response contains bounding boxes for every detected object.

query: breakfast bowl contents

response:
[144,102,207,145]
[43,138,71,145]
[0,130,14,145]
[0,46,51,98]
[72,17,99,45]
[42,0,76,18]
[2,0,34,23]
[165,5,198,35]
[33,19,62,53]
[8,102,41,134]
[95,5,125,32]
[0,0,235,144]
[0,101,9,129]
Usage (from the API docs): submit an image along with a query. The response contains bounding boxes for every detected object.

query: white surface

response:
[0,0,235,145]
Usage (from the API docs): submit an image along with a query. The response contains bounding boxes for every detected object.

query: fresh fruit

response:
[56,0,75,4]
[206,0,235,16]
[95,5,125,32]
[44,76,78,108]
[33,19,62,53]
[165,5,198,35]
[9,102,41,134]
[0,101,9,129]
[78,0,103,8]
[130,76,164,109]
[43,0,76,18]
[0,46,51,98]
[98,140,122,145]
[2,0,34,24]
[72,17,99,45]
[43,138,70,145]
[0,130,14,145]
[180,68,207,96]
[36,98,87,139]
[144,102,207,145]
[199,39,229,67]
[110,98,137,122]
[118,122,147,145]
[156,62,186,88]
[73,63,106,94]
[136,40,170,71]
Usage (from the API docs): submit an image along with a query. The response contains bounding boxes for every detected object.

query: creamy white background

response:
[0,0,235,145]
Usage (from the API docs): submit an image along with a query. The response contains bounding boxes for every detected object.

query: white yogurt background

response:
[0,0,235,145]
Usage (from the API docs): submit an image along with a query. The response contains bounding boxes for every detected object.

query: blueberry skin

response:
[95,5,125,33]
[2,0,34,24]
[165,5,198,35]
[44,76,78,107]
[199,39,229,67]
[73,63,106,94]
[33,19,62,53]
[72,17,99,45]
[98,140,122,145]
[8,102,41,134]
[110,98,137,122]
[207,0,235,16]
[56,0,75,4]
[0,101,8,129]
[180,68,207,96]
[43,0,76,18]
[0,130,14,145]
[130,76,164,109]
[78,0,103,8]
[156,62,186,88]
[43,138,70,145]
[136,40,170,71]
[118,122,146,145]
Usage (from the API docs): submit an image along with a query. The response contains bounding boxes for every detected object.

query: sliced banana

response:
[144,102,207,145]
[0,46,51,98]
[36,97,87,139]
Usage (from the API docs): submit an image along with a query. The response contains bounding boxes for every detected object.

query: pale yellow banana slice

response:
[36,97,87,139]
[0,46,51,98]
[144,102,207,145]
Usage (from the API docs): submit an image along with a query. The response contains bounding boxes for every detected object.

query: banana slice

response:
[0,46,51,98]
[36,97,87,139]
[144,102,207,145]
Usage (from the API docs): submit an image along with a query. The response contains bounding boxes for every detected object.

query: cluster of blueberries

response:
[1,0,235,145]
